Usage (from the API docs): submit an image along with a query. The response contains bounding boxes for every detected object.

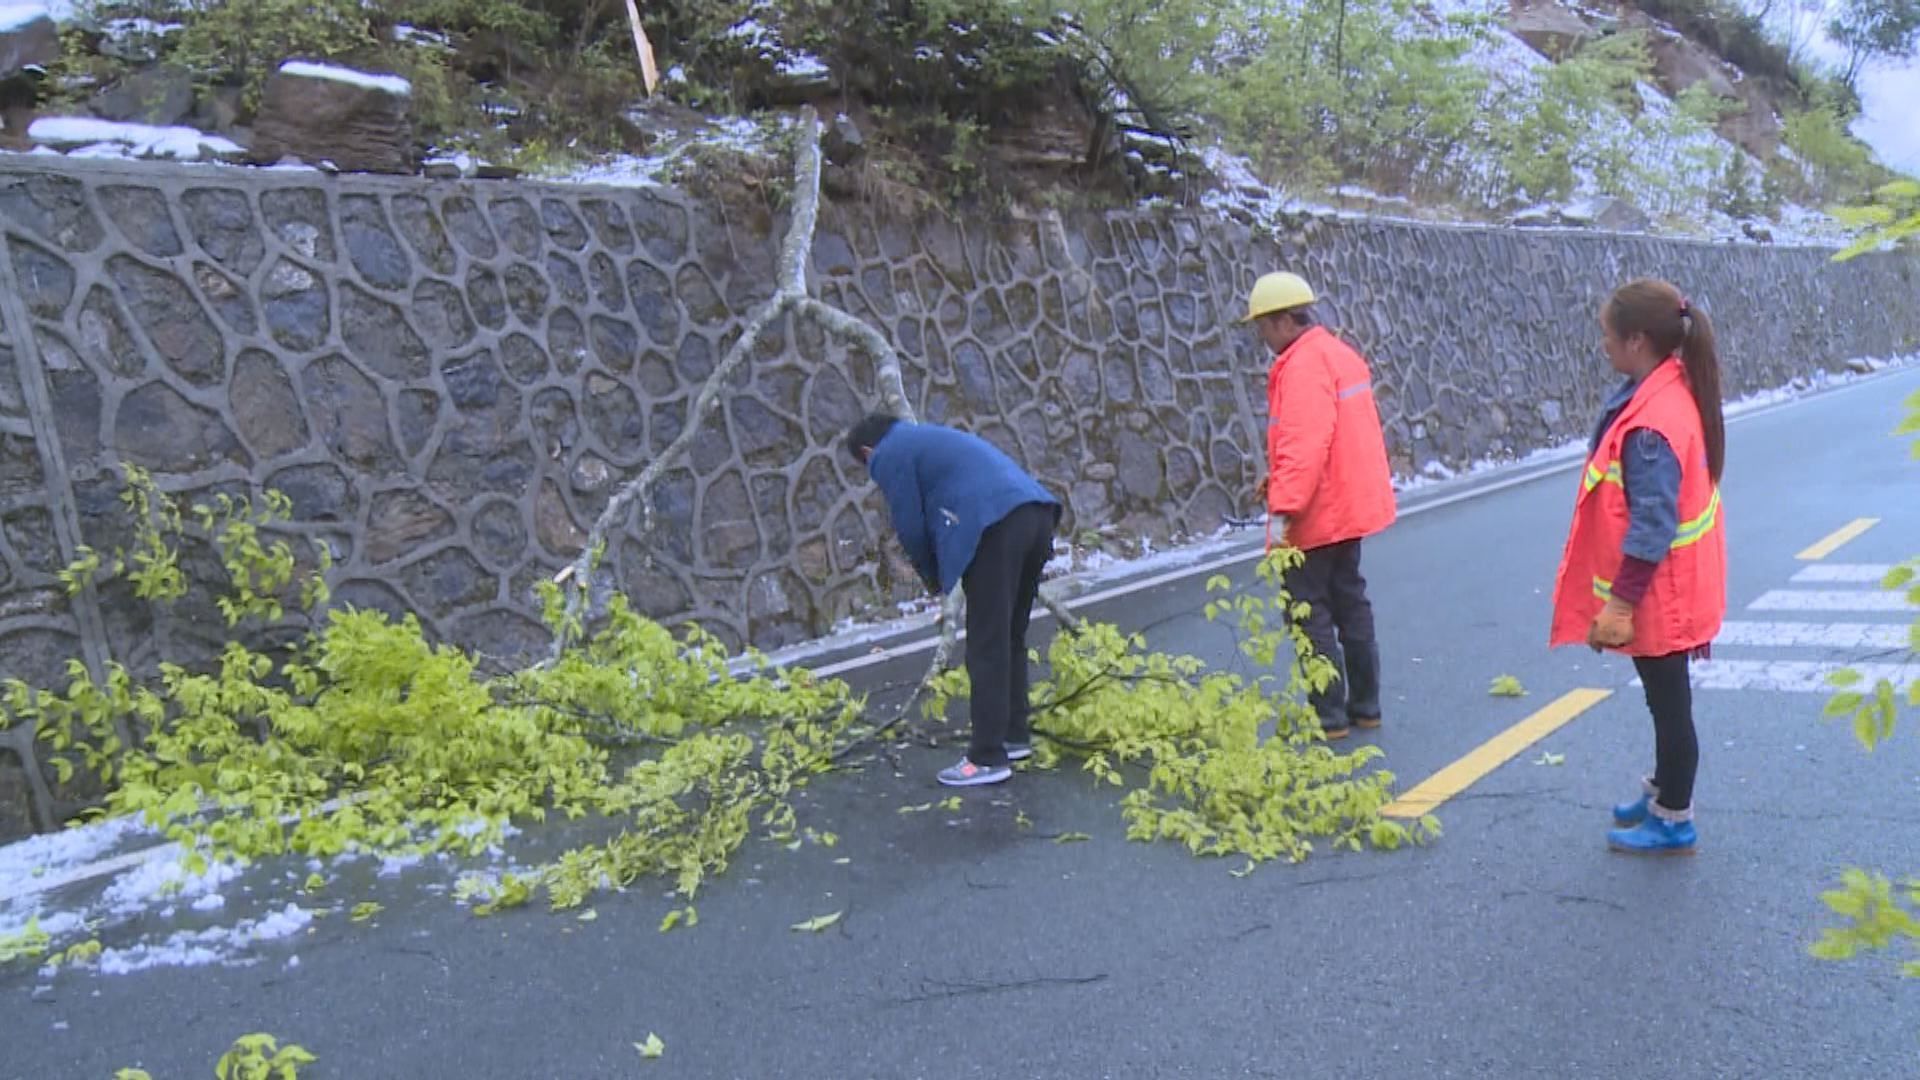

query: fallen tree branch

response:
[551,103,1077,744]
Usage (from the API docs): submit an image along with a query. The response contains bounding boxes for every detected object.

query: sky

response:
[1837,66,1920,173]
[1756,0,1920,174]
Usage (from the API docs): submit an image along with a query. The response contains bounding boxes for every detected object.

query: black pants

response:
[1632,653,1698,811]
[961,503,1057,768]
[1283,539,1381,726]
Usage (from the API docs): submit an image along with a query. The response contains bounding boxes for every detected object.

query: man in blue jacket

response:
[845,414,1063,787]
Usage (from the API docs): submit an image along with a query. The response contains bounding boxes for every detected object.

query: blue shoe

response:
[1613,779,1656,826]
[1607,815,1697,855]
[1006,742,1034,762]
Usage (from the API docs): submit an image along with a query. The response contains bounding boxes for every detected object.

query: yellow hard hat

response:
[1243,272,1316,322]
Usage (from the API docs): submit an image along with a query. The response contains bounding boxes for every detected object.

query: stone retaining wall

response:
[1,153,1917,834]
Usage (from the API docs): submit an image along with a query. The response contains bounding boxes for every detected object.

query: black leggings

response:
[1632,653,1698,811]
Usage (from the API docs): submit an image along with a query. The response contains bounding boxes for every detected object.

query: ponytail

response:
[1603,278,1725,482]
[1679,303,1725,483]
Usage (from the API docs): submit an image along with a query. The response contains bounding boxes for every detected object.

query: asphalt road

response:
[5,367,1919,1079]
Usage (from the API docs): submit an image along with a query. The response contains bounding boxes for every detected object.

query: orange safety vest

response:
[1265,326,1397,551]
[1549,358,1726,656]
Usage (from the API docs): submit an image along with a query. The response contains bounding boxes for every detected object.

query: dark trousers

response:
[961,503,1057,768]
[1632,653,1698,811]
[1283,539,1382,726]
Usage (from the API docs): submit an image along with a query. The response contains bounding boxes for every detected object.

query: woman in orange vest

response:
[1550,278,1727,855]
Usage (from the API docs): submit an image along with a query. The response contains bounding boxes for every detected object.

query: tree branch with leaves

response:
[1811,204,1920,978]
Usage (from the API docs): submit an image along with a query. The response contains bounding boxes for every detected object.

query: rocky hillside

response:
[0,0,1903,247]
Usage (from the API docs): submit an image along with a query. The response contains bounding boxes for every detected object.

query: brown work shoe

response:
[1350,714,1382,730]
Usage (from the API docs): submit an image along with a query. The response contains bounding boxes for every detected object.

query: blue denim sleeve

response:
[1620,427,1680,563]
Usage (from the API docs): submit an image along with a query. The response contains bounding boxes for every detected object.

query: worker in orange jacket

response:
[1246,272,1398,739]
[1550,278,1726,855]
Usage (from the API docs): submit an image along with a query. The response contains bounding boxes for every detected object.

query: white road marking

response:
[1646,659,1919,693]
[1790,564,1897,584]
[1713,620,1913,650]
[1748,589,1916,612]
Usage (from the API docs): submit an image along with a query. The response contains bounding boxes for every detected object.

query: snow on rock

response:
[26,117,242,160]
[777,51,829,79]
[1,3,58,80]
[552,116,788,189]
[392,23,452,50]
[0,3,50,32]
[278,60,412,98]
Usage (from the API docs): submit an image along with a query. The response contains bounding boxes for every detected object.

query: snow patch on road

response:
[96,903,312,976]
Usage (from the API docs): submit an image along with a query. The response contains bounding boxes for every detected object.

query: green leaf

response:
[1824,691,1864,718]
[1827,668,1865,689]
[303,873,325,893]
[1808,934,1856,961]
[1488,675,1526,698]
[576,909,597,922]
[896,802,934,814]
[1533,751,1565,766]
[1054,832,1092,844]
[349,901,382,923]
[635,1033,666,1059]
[790,910,843,933]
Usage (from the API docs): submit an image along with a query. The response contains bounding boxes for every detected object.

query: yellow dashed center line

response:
[1382,688,1614,819]
[1796,518,1880,561]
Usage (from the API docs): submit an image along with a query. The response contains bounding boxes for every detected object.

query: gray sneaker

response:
[1006,742,1034,762]
[937,758,1012,787]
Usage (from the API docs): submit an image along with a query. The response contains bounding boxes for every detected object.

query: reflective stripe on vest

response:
[1337,380,1372,401]
[1582,458,1721,551]
[1584,460,1624,492]
[1672,486,1721,550]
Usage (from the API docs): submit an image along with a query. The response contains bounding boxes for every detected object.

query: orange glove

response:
[1587,599,1635,650]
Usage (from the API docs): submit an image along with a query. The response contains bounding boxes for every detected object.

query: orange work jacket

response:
[1264,326,1397,551]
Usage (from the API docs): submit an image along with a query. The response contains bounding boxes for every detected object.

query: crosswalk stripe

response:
[1790,564,1896,584]
[1714,621,1913,649]
[1650,660,1920,693]
[1748,589,1916,612]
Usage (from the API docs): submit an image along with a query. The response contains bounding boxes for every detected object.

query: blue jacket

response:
[866,422,1061,594]
[1590,376,1682,563]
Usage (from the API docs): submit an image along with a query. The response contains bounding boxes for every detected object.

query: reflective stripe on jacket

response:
[1549,358,1727,656]
[1264,326,1397,551]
